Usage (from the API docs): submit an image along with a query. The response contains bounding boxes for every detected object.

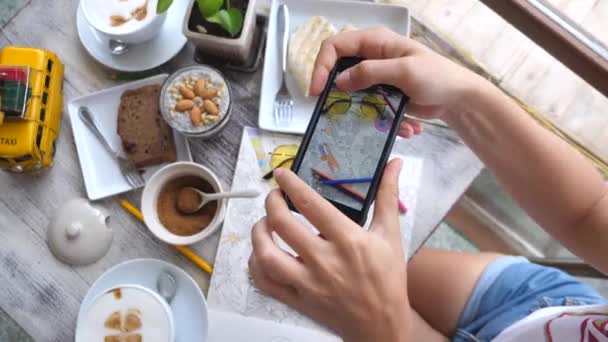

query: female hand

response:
[248,159,411,342]
[310,27,484,138]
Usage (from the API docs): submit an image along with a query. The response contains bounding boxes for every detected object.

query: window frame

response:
[481,0,608,98]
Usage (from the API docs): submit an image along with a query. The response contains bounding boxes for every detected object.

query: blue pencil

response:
[320,177,373,185]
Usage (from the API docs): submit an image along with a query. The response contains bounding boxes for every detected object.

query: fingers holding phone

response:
[249,162,411,342]
[312,27,486,127]
[370,158,403,239]
[250,217,310,286]
[291,56,409,224]
[272,168,357,242]
[310,27,411,97]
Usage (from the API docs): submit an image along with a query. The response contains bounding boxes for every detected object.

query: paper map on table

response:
[207,127,423,339]
[209,309,341,342]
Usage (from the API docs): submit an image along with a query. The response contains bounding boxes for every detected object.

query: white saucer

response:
[77,258,208,342]
[76,1,189,72]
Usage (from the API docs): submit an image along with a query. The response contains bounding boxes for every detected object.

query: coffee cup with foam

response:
[76,284,175,342]
[81,0,167,45]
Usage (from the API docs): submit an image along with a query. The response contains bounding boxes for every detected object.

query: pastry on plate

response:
[288,17,359,97]
[288,16,337,97]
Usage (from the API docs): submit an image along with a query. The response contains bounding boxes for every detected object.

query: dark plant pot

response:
[183,0,258,63]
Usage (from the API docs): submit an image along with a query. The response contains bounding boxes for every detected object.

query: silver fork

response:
[78,106,145,188]
[273,4,293,127]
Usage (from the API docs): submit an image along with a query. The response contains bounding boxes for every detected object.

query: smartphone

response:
[290,57,409,225]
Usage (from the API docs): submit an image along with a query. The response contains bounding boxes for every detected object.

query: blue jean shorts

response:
[453,256,606,342]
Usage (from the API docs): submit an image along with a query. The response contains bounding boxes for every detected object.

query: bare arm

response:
[446,80,608,273]
[250,28,608,342]
[311,27,608,273]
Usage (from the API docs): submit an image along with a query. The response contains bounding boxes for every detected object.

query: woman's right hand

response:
[310,27,486,138]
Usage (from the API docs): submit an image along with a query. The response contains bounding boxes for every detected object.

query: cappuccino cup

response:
[76,284,175,342]
[81,0,167,45]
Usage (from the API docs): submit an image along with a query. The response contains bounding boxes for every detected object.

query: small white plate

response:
[68,74,192,201]
[76,258,208,342]
[259,0,410,134]
[75,1,188,72]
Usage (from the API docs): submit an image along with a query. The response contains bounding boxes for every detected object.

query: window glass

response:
[382,0,608,162]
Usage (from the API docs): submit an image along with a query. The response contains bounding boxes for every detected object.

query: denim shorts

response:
[453,256,606,342]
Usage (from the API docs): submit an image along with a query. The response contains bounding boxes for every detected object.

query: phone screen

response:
[295,77,406,212]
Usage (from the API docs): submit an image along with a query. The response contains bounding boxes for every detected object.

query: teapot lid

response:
[47,198,113,265]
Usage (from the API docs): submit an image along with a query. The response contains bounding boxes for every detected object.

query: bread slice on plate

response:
[117,84,177,168]
[288,16,337,97]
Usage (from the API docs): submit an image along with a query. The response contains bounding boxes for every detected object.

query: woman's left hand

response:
[248,159,411,342]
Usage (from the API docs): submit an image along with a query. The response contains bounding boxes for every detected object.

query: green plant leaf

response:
[197,0,223,18]
[157,0,174,13]
[206,8,243,37]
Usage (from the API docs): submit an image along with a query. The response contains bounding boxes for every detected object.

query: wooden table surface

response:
[0,1,482,340]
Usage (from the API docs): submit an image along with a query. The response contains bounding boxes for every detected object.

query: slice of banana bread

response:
[117,84,177,168]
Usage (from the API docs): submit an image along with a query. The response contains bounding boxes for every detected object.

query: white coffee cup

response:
[76,284,175,342]
[81,0,167,45]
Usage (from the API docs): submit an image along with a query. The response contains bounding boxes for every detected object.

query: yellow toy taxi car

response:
[0,46,63,173]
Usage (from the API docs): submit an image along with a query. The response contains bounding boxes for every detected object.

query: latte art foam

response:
[78,287,172,342]
[83,0,158,34]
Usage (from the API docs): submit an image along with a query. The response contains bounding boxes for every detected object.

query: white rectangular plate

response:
[68,74,192,201]
[259,0,410,134]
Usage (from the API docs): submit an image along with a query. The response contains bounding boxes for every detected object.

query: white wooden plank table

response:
[0,1,482,340]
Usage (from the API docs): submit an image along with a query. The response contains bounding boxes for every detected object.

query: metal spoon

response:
[109,39,129,55]
[177,187,260,214]
[156,272,177,303]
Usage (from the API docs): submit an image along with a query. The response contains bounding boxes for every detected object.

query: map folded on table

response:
[207,127,423,341]
[208,309,341,342]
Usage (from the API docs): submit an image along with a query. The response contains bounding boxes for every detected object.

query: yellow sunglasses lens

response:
[324,91,351,115]
[270,144,299,170]
[360,95,386,120]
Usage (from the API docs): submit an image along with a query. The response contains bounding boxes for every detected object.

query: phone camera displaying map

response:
[297,82,404,210]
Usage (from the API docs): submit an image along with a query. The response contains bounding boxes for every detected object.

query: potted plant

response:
[183,0,258,63]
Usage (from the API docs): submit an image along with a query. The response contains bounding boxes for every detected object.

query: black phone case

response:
[288,57,409,225]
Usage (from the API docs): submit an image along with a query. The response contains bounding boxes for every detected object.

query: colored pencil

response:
[312,167,367,202]
[321,177,373,185]
[311,168,407,214]
[118,200,214,274]
[119,200,144,221]
[174,245,213,275]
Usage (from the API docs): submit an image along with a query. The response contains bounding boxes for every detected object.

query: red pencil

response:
[312,167,366,200]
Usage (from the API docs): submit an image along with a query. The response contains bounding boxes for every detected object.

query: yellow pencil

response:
[118,200,214,274]
[175,245,213,274]
[119,200,144,221]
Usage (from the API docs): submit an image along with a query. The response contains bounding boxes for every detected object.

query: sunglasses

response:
[322,90,388,120]
[262,144,299,180]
